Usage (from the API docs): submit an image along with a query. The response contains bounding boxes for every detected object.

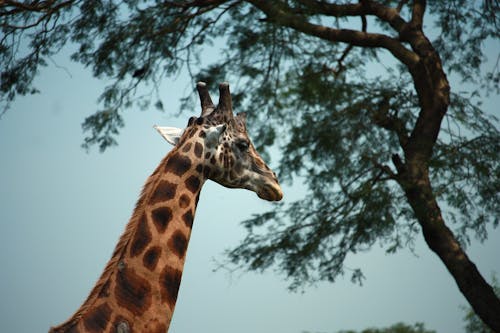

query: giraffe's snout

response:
[250,162,283,201]
[255,172,283,201]
[257,183,283,201]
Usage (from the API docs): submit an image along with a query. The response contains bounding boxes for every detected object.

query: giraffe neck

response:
[50,143,207,333]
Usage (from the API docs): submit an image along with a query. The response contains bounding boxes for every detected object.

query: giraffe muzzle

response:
[257,183,283,201]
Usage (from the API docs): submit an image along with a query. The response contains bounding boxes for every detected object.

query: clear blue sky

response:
[0,42,499,333]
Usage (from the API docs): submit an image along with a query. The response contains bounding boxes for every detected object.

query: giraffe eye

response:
[235,140,249,151]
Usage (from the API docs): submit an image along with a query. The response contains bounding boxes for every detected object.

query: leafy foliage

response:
[429,1,500,90]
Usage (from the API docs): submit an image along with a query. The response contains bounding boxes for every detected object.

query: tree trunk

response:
[391,25,500,330]
[398,166,500,331]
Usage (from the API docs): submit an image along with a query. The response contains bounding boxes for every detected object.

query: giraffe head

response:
[155,82,283,201]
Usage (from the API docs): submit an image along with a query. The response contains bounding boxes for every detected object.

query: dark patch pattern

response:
[160,266,182,307]
[198,131,206,138]
[130,213,152,257]
[203,166,211,178]
[194,142,203,158]
[178,194,190,208]
[143,246,162,271]
[185,176,200,194]
[181,142,192,152]
[83,303,111,331]
[168,230,188,259]
[115,266,152,316]
[165,153,192,176]
[61,324,81,333]
[151,207,173,233]
[182,210,194,228]
[150,180,177,204]
[195,164,203,174]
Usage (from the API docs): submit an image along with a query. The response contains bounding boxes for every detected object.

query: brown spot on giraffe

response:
[181,142,192,152]
[184,175,200,193]
[115,265,152,316]
[182,210,194,228]
[194,142,203,158]
[151,206,172,233]
[160,266,182,307]
[178,194,190,208]
[83,303,111,331]
[143,246,162,271]
[168,230,188,259]
[150,180,177,204]
[165,153,192,176]
[203,166,211,178]
[130,213,152,257]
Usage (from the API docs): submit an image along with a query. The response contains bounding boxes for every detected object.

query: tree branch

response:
[370,159,397,179]
[410,0,426,28]
[295,0,368,17]
[1,0,74,27]
[361,0,408,33]
[369,94,409,148]
[247,0,419,68]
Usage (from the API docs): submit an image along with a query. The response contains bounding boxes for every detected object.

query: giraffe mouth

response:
[257,184,283,201]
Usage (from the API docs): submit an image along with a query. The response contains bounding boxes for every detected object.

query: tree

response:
[303,322,436,333]
[1,0,499,330]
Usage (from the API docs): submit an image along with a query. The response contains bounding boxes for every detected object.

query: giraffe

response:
[49,82,283,333]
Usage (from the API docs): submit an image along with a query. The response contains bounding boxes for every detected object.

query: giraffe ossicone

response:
[49,82,282,333]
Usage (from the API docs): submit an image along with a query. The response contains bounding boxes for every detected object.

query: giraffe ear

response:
[205,124,226,148]
[153,125,184,146]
